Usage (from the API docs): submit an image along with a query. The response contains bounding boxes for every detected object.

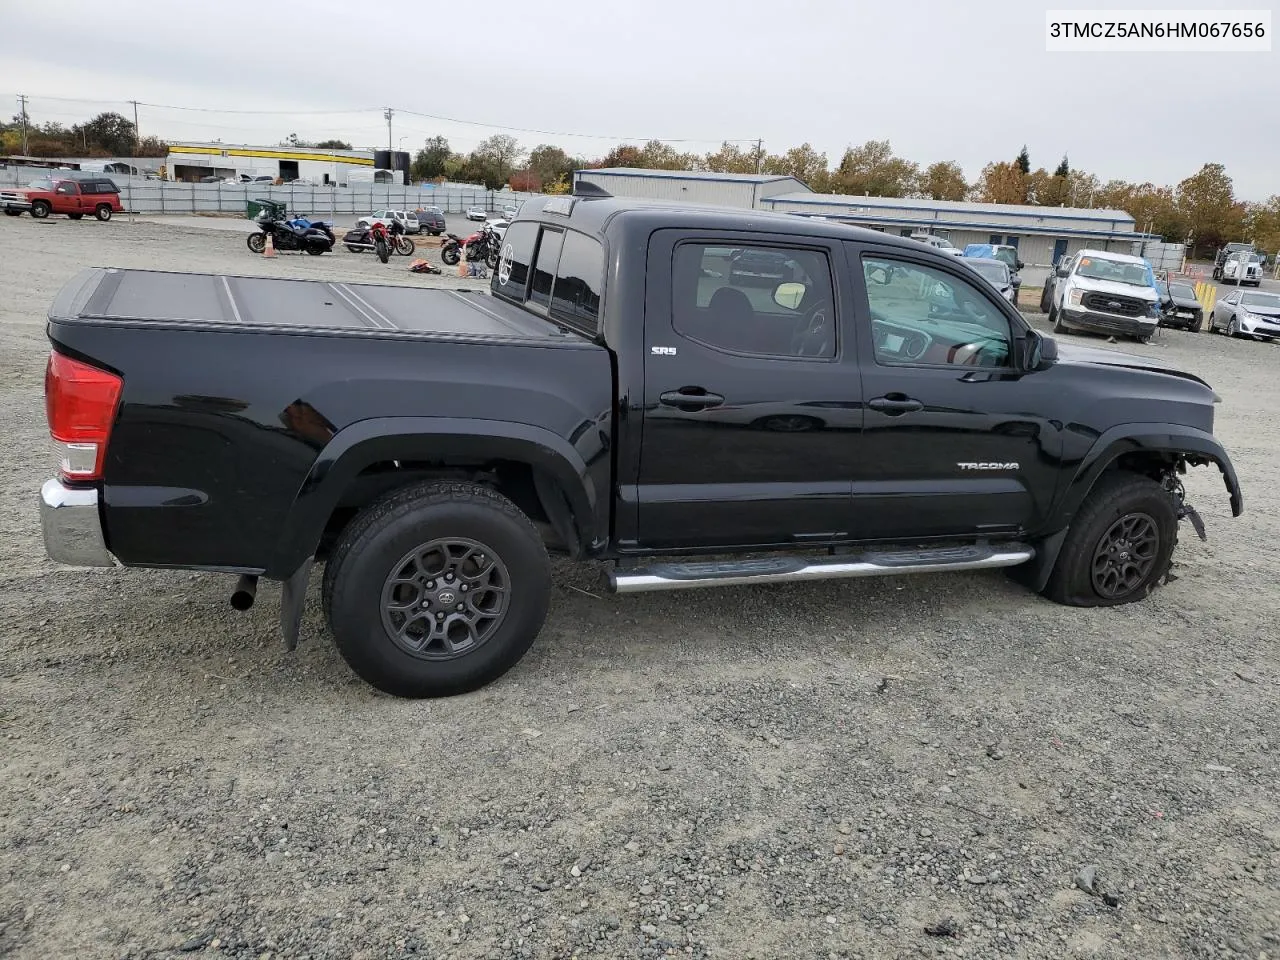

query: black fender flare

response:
[266,416,600,578]
[1015,423,1242,593]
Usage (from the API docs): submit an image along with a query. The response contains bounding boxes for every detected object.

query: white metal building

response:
[166,142,382,186]
[759,193,1140,267]
[570,166,1142,267]
[573,168,811,209]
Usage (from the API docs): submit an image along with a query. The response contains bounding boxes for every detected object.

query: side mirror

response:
[773,281,806,309]
[1021,331,1056,369]
[1015,260,1025,271]
[1056,267,1070,278]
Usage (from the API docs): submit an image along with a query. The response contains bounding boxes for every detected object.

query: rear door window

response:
[492,221,538,301]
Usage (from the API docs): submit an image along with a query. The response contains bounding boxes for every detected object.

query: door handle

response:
[659,388,725,410]
[868,394,924,415]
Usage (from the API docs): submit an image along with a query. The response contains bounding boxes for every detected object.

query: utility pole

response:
[754,138,763,174]
[129,99,140,165]
[384,108,394,152]
[17,94,29,156]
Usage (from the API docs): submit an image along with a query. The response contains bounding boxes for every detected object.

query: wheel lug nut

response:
[460,584,468,592]
[457,603,464,610]
[436,612,444,620]
[426,580,435,588]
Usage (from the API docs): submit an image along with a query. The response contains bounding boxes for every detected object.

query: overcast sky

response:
[2,0,1275,199]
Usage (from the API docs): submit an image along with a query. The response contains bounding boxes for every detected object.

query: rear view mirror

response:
[773,281,806,309]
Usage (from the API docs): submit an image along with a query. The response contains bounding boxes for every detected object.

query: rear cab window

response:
[493,219,605,337]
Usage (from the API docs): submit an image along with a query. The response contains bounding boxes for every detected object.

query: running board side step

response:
[608,543,1034,594]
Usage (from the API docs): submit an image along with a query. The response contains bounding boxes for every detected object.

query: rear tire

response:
[30,200,50,219]
[1041,471,1177,607]
[322,481,552,698]
[441,245,460,266]
[305,245,325,256]
[95,204,112,221]
[395,236,415,256]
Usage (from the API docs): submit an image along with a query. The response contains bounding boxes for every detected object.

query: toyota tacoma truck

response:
[38,193,1243,698]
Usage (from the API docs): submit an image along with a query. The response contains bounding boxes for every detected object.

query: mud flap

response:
[280,557,314,651]
[1178,502,1207,541]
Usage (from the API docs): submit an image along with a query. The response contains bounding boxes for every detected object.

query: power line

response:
[6,91,760,146]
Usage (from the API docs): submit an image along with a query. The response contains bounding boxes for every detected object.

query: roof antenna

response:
[572,180,612,199]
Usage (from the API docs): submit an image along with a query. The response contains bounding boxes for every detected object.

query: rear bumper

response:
[1061,308,1158,337]
[39,478,115,567]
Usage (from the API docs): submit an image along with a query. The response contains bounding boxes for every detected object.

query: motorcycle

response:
[441,223,500,270]
[342,218,415,261]
[246,212,334,256]
[288,215,335,244]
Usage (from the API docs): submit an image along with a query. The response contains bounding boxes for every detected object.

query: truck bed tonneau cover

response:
[50,267,576,343]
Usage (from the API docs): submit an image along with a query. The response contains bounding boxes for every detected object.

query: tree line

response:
[414,135,1278,258]
[1,111,167,158]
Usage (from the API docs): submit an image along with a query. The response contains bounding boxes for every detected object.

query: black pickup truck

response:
[39,193,1243,697]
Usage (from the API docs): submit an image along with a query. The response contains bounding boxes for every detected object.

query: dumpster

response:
[247,198,286,221]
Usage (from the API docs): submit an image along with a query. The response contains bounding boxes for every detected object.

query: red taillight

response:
[45,351,123,481]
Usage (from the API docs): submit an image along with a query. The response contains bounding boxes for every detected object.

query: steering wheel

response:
[791,297,834,357]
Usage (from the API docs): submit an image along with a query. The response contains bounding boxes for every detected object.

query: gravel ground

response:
[1,215,1278,960]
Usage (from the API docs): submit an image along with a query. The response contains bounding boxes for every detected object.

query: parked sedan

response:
[465,207,487,221]
[1209,289,1280,340]
[961,257,1017,304]
[1155,280,1203,331]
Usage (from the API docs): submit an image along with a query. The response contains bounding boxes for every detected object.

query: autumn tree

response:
[762,143,829,190]
[1243,196,1280,257]
[410,135,452,180]
[830,140,917,197]
[1176,163,1243,255]
[528,144,576,185]
[973,161,1026,204]
[703,141,757,174]
[919,161,967,201]
[596,144,644,168]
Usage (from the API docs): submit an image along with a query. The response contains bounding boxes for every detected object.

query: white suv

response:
[1049,249,1160,342]
[357,209,420,234]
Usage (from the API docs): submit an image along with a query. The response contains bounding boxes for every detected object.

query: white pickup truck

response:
[1219,251,1264,287]
[1047,248,1160,342]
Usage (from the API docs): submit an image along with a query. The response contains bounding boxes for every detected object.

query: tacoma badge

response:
[957,462,1020,470]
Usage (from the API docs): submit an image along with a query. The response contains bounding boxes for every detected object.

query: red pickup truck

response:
[1,176,124,221]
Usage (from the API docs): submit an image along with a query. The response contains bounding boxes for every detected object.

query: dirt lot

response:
[1,215,1278,960]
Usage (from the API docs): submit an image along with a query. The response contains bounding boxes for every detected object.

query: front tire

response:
[1042,471,1177,607]
[30,200,50,219]
[1227,316,1239,337]
[246,232,267,254]
[375,237,390,263]
[1190,316,1203,333]
[95,204,112,221]
[1050,303,1067,334]
[322,481,552,698]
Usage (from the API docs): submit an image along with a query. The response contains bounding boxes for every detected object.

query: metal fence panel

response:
[0,166,540,217]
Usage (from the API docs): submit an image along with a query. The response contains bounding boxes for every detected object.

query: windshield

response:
[1241,292,1280,308]
[1074,256,1149,286]
[1170,283,1196,299]
[27,178,55,190]
[969,261,1009,284]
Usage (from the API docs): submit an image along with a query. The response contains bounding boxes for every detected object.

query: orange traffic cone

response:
[263,232,277,258]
